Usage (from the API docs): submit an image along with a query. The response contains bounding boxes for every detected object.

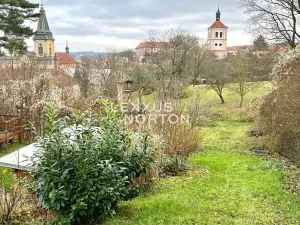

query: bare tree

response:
[189,40,209,86]
[146,28,199,103]
[76,50,130,99]
[204,58,230,104]
[0,183,22,223]
[252,52,276,81]
[127,64,153,112]
[75,61,90,98]
[229,53,260,107]
[0,56,80,136]
[240,0,300,48]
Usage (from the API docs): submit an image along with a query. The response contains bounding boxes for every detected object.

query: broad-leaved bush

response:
[29,103,156,224]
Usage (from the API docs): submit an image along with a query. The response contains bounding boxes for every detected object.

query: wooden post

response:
[17,117,23,144]
[4,121,8,148]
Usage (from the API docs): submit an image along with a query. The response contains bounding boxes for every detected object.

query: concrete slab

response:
[0,143,38,171]
[0,125,102,172]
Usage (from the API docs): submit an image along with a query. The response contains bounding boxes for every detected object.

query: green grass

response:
[0,142,28,189]
[103,83,300,225]
[0,142,27,157]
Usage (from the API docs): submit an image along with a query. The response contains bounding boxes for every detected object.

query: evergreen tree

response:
[253,35,268,51]
[0,0,39,53]
[5,39,27,56]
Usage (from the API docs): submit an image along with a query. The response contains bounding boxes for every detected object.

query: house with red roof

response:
[208,6,228,58]
[56,42,77,77]
[135,7,230,61]
[135,42,168,62]
[227,45,254,55]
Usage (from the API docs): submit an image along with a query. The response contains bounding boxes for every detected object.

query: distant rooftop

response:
[136,42,168,49]
[209,20,228,29]
[56,53,77,65]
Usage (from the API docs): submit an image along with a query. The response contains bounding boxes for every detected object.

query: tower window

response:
[49,44,52,57]
[215,43,218,46]
[215,32,218,38]
[219,44,223,46]
[220,32,223,38]
[38,43,43,56]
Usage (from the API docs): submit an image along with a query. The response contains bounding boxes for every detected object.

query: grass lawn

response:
[103,82,300,225]
[0,142,28,189]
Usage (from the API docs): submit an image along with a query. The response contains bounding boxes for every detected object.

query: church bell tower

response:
[33,4,55,58]
[208,6,228,58]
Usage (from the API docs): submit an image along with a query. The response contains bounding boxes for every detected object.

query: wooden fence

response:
[0,115,23,148]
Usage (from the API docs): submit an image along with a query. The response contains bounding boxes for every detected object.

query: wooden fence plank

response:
[0,115,24,148]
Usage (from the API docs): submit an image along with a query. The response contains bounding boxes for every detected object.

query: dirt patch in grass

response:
[248,129,264,137]
[250,146,271,155]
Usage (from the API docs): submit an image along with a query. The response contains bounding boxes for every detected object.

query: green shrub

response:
[143,87,153,96]
[159,155,191,177]
[190,77,202,85]
[177,88,192,99]
[29,103,156,224]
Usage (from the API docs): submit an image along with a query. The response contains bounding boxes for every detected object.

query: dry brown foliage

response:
[260,48,300,163]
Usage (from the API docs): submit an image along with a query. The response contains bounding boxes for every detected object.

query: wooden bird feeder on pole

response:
[116,79,134,105]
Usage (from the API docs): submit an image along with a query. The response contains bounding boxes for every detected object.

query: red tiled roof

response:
[279,46,289,52]
[56,53,77,65]
[227,45,254,52]
[136,42,168,49]
[209,20,228,29]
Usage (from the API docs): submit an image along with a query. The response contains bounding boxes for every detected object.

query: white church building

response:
[208,7,228,58]
[135,6,229,61]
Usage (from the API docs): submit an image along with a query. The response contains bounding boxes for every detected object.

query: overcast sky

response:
[28,0,253,52]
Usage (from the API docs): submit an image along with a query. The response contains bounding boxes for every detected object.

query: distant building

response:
[267,45,289,54]
[226,44,289,56]
[135,42,167,62]
[33,5,55,59]
[208,6,228,58]
[227,45,254,55]
[56,47,78,77]
[32,4,77,74]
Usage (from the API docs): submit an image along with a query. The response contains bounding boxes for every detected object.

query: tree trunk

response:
[218,94,225,104]
[138,89,143,113]
[291,0,297,49]
[193,74,197,87]
[240,95,244,108]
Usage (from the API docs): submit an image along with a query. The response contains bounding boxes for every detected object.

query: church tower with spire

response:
[65,40,69,54]
[208,6,228,58]
[33,4,55,58]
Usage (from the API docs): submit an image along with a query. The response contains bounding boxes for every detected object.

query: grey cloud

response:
[31,0,249,51]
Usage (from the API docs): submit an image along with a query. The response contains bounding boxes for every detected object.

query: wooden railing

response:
[0,115,23,148]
